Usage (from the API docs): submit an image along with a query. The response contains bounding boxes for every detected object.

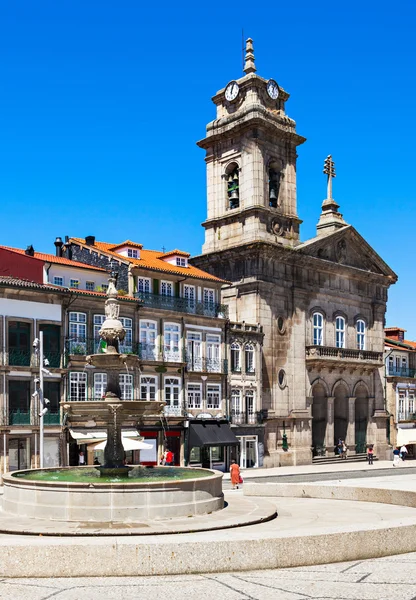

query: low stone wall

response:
[2,469,224,521]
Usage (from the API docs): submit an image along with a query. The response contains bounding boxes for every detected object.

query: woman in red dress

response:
[230,459,241,490]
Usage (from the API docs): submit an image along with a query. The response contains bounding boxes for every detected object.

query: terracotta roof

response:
[108,240,143,251]
[0,276,68,293]
[1,246,107,272]
[159,249,191,259]
[70,238,228,284]
[385,338,416,351]
[68,288,138,302]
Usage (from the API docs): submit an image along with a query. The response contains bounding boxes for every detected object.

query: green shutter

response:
[175,281,180,297]
[153,279,159,294]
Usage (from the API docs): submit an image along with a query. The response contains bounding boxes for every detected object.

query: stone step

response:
[312,453,378,465]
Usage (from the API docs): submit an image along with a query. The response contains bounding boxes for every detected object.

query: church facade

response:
[192,40,397,466]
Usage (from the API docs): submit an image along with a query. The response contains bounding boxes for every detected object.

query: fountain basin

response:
[2,467,224,522]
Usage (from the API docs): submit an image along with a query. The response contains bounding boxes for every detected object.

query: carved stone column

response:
[346,397,356,453]
[325,397,335,454]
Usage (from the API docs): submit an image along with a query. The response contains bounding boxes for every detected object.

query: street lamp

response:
[33,332,51,468]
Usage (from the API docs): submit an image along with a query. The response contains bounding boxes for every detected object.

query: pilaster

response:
[325,397,335,453]
[346,397,356,453]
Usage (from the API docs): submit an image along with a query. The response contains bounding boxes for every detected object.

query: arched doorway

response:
[355,385,369,453]
[334,383,348,449]
[312,383,327,456]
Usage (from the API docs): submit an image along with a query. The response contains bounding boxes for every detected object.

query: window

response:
[119,317,133,352]
[245,344,255,373]
[161,281,173,296]
[230,342,241,372]
[312,312,324,346]
[335,316,346,349]
[187,384,202,409]
[86,281,95,291]
[93,314,105,352]
[69,312,87,353]
[204,288,215,306]
[226,164,239,209]
[187,331,202,371]
[69,372,87,401]
[164,322,180,361]
[388,355,394,374]
[409,393,415,416]
[183,284,196,311]
[206,334,221,372]
[43,381,60,416]
[119,374,133,400]
[8,321,31,366]
[127,248,139,259]
[94,373,107,400]
[53,276,64,286]
[207,384,221,410]
[9,380,30,416]
[137,277,151,294]
[140,376,157,401]
[245,389,255,416]
[399,391,406,420]
[70,279,80,289]
[176,257,187,267]
[164,377,181,414]
[356,319,366,350]
[231,389,241,419]
[140,320,157,359]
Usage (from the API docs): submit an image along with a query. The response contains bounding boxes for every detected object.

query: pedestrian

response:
[165,449,174,466]
[93,456,100,466]
[78,451,85,466]
[367,445,374,465]
[393,447,400,467]
[159,452,166,466]
[341,441,347,460]
[400,445,408,461]
[230,459,241,490]
[337,438,343,457]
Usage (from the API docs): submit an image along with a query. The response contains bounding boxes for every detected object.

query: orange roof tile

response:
[108,240,143,251]
[1,246,107,272]
[159,249,191,259]
[70,238,228,284]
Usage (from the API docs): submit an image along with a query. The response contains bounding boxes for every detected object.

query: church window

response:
[356,320,366,350]
[226,163,239,209]
[278,369,286,389]
[268,162,281,208]
[312,312,324,346]
[335,316,346,349]
[230,342,241,372]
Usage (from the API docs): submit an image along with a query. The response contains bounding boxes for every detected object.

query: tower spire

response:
[317,155,347,236]
[243,38,256,74]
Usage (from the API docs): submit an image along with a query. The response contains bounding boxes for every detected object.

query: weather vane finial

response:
[323,155,336,200]
[243,38,256,74]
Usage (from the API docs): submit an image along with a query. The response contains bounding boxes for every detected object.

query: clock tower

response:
[198,39,306,253]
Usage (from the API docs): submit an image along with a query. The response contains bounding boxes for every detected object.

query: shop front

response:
[187,419,239,472]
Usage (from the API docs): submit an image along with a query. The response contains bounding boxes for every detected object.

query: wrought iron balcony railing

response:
[1,348,64,368]
[398,411,416,422]
[9,410,31,425]
[65,339,186,364]
[134,292,229,319]
[186,355,228,374]
[229,411,259,425]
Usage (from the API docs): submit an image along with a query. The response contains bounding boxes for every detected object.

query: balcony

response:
[134,292,228,319]
[305,345,383,370]
[186,356,228,374]
[9,410,31,425]
[387,367,416,378]
[65,339,186,365]
[164,405,183,417]
[43,412,60,425]
[398,412,416,422]
[230,411,260,425]
[6,349,32,367]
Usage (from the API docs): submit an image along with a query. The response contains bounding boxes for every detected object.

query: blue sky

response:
[0,1,415,335]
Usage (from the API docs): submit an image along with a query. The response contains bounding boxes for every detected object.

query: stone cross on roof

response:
[243,38,256,74]
[317,154,347,236]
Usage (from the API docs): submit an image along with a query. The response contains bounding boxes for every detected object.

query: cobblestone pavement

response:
[0,553,415,599]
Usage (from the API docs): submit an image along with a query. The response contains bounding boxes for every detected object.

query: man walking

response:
[367,445,374,465]
[400,445,408,461]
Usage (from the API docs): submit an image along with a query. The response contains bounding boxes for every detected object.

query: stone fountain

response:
[0,275,224,527]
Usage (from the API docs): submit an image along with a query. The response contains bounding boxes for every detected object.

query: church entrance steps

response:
[312,452,377,465]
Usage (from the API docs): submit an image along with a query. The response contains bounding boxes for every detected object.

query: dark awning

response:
[189,420,239,448]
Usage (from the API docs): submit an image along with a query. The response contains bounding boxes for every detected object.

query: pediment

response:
[296,226,397,280]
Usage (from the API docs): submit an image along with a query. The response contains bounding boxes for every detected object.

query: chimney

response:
[54,236,63,257]
[85,235,95,246]
[25,245,35,257]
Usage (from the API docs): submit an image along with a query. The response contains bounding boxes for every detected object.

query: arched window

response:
[335,316,346,349]
[356,319,366,350]
[312,312,324,346]
[226,163,239,209]
[231,389,241,423]
[230,342,241,372]
[268,161,281,208]
[245,344,255,373]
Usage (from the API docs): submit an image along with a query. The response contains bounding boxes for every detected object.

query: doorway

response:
[9,438,29,471]
[238,436,258,468]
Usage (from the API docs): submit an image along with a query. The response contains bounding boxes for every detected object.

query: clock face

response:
[225,81,239,102]
[267,79,279,100]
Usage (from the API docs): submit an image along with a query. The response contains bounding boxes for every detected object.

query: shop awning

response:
[397,428,416,446]
[93,437,153,451]
[189,421,239,448]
